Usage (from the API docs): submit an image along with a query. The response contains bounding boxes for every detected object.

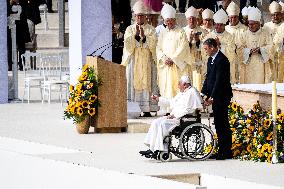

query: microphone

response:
[88,42,113,56]
[97,42,114,59]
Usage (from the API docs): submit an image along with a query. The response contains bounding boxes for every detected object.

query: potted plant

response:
[64,64,101,134]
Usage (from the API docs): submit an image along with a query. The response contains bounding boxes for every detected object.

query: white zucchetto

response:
[247,7,262,22]
[161,3,176,19]
[269,1,282,13]
[180,75,191,84]
[185,6,198,18]
[133,0,148,15]
[279,1,284,12]
[226,1,240,16]
[202,8,214,19]
[213,9,228,24]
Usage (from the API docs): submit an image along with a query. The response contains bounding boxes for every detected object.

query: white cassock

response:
[144,87,203,152]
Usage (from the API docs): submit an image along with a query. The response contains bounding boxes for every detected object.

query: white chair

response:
[21,51,44,103]
[41,53,69,105]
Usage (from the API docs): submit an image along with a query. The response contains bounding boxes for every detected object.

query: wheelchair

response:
[156,110,216,162]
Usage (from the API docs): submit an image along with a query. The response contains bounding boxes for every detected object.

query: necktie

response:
[208,57,213,65]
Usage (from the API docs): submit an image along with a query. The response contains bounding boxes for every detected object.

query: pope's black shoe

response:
[139,149,152,156]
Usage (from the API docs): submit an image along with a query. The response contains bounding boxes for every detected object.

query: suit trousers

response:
[212,99,232,156]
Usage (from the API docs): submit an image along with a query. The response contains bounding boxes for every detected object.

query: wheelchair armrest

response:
[180,110,201,124]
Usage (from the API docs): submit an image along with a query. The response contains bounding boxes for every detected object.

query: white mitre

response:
[133,0,148,14]
[180,75,191,84]
[202,8,214,19]
[247,7,261,22]
[226,1,240,16]
[161,3,176,19]
[241,6,248,17]
[269,1,282,13]
[185,6,198,18]
[279,1,284,12]
[213,8,228,24]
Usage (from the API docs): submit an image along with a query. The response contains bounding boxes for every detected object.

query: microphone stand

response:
[88,42,113,57]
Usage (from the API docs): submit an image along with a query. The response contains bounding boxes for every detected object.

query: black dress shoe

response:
[142,112,152,117]
[164,113,170,116]
[208,154,217,159]
[139,149,152,156]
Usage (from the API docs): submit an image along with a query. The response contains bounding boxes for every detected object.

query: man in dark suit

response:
[201,38,233,160]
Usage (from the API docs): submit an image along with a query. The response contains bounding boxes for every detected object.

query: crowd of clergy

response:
[121,0,284,115]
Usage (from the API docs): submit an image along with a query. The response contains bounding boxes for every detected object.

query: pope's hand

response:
[167,115,175,119]
[151,94,159,101]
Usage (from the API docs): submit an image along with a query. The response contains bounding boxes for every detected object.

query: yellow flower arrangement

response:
[64,64,101,124]
[228,101,284,163]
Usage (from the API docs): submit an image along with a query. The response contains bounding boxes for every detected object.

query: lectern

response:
[86,56,127,132]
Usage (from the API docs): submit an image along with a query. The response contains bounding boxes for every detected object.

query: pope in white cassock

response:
[121,1,159,116]
[139,76,203,157]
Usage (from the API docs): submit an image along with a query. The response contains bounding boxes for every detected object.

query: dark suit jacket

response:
[201,51,233,103]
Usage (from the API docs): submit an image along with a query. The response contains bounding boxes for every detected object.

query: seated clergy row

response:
[121,0,284,115]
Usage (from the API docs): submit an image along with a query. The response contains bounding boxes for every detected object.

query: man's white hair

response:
[180,75,191,84]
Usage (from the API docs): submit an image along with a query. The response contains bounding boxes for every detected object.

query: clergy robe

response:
[273,23,284,82]
[239,28,272,84]
[183,25,206,84]
[156,27,190,99]
[121,23,159,112]
[226,22,247,83]
[263,21,282,82]
[202,30,236,83]
[144,87,203,152]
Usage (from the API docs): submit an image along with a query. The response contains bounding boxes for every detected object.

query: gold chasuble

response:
[226,23,247,83]
[156,27,190,98]
[122,23,156,91]
[121,23,158,112]
[239,28,272,84]
[273,23,284,82]
[203,30,236,83]
[183,26,206,82]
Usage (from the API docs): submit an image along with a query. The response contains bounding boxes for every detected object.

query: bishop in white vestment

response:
[141,76,203,153]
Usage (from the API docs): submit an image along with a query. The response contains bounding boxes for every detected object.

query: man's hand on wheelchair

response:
[167,114,175,119]
[204,97,213,106]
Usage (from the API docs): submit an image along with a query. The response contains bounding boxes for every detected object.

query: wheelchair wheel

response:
[179,123,216,161]
[159,151,172,162]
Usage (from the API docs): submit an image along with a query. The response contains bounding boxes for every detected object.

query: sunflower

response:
[278,113,284,123]
[233,149,240,157]
[88,108,96,116]
[79,72,88,81]
[77,107,83,116]
[248,125,254,132]
[87,83,93,89]
[263,119,272,129]
[82,101,89,108]
[231,102,238,112]
[266,132,273,141]
[82,64,89,72]
[247,144,253,151]
[246,119,251,125]
[89,95,97,102]
[69,85,74,91]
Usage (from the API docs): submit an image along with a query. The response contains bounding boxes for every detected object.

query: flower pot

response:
[75,117,90,134]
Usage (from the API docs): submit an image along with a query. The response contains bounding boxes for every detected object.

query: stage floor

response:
[0,103,283,188]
